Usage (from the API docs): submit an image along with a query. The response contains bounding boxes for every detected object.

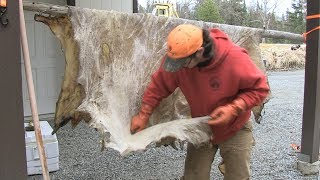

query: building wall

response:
[76,0,133,13]
[22,0,133,116]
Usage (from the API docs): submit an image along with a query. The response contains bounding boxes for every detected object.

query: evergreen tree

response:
[138,4,147,13]
[218,0,247,26]
[246,2,264,28]
[286,0,306,34]
[194,0,223,23]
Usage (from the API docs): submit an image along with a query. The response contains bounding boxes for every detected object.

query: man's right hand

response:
[208,98,247,127]
[130,104,154,134]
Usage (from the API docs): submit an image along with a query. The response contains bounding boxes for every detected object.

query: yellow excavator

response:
[152,0,179,18]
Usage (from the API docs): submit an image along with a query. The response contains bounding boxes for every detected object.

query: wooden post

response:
[0,0,27,179]
[299,0,320,163]
[67,0,75,6]
[133,0,138,13]
[18,0,50,179]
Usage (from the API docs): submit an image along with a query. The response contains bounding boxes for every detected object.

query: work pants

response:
[182,121,255,180]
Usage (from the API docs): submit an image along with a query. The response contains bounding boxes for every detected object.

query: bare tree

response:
[176,0,196,19]
[262,0,279,29]
[246,0,280,42]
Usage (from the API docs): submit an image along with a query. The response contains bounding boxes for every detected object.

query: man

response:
[130,24,270,180]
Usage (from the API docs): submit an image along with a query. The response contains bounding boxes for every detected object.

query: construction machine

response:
[152,0,179,18]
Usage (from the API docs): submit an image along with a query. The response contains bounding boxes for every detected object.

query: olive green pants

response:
[182,121,255,180]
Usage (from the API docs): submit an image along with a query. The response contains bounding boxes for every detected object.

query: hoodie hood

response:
[201,28,234,71]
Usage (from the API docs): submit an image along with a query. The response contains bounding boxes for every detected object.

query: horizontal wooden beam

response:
[261,29,304,42]
[22,1,304,42]
[23,1,69,16]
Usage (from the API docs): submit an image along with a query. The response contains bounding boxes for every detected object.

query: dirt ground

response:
[260,43,306,71]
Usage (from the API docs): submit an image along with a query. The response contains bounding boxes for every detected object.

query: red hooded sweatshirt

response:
[142,28,270,144]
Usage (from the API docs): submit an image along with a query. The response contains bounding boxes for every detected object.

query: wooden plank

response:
[23,1,69,16]
[300,0,320,163]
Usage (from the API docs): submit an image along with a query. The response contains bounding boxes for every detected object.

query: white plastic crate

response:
[24,121,59,175]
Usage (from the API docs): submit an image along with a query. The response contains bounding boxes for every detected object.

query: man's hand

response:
[208,98,247,127]
[130,104,154,134]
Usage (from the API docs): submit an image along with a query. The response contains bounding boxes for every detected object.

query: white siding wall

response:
[23,0,67,116]
[76,0,133,13]
[22,11,65,116]
[22,0,133,116]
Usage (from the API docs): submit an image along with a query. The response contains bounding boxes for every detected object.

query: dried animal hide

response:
[35,7,268,155]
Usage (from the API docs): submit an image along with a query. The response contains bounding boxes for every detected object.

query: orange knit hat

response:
[164,24,203,72]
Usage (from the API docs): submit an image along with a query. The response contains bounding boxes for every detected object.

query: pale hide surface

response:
[56,7,265,155]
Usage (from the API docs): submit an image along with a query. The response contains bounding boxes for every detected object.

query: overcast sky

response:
[138,0,293,16]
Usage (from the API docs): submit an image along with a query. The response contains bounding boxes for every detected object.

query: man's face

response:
[183,47,206,69]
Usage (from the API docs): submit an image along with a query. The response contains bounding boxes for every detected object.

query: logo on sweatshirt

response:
[209,77,220,90]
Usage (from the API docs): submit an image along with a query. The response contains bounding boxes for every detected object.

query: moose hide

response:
[36,7,267,155]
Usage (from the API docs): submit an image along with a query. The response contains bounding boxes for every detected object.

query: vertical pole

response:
[133,0,138,13]
[67,0,75,6]
[18,0,50,179]
[299,0,320,163]
[0,0,27,179]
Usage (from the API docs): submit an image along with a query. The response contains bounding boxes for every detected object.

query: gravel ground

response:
[27,70,319,180]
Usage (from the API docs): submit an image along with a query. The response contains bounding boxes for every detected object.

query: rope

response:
[306,14,320,20]
[0,0,6,7]
[303,14,320,41]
